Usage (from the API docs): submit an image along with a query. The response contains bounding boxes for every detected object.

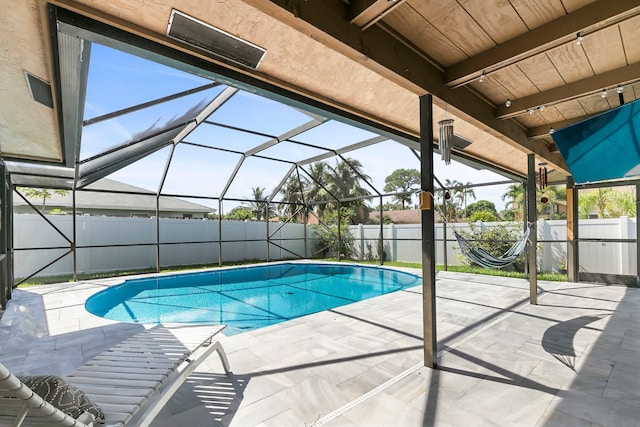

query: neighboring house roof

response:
[15,179,214,214]
[369,209,432,224]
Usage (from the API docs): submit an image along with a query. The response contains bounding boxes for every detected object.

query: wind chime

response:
[538,162,548,190]
[438,118,454,165]
[539,162,549,204]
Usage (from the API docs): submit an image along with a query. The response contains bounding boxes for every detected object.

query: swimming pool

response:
[85,263,421,335]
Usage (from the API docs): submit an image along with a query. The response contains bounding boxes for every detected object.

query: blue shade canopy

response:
[553,99,640,184]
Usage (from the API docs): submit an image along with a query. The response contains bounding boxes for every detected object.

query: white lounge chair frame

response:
[0,324,230,427]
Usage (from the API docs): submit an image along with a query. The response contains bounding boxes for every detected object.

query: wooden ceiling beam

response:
[445,0,640,88]
[349,0,406,29]
[497,63,640,119]
[528,117,592,140]
[267,0,568,173]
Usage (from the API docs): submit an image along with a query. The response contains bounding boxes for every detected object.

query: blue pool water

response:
[85,263,420,335]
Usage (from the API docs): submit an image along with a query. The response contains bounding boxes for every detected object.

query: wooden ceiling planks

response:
[547,42,594,83]
[554,98,588,120]
[407,0,495,57]
[509,0,568,30]
[536,105,566,124]
[619,14,640,64]
[489,65,539,99]
[388,0,640,163]
[457,0,529,45]
[632,83,640,100]
[516,109,547,127]
[467,79,508,105]
[383,5,467,67]
[516,54,566,92]
[576,94,610,115]
[582,25,627,75]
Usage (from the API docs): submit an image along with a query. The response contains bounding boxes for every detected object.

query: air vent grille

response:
[24,72,53,109]
[452,135,473,150]
[167,10,266,69]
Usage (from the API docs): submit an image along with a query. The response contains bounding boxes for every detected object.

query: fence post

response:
[388,223,396,262]
[620,216,630,275]
[357,224,364,260]
[538,219,547,272]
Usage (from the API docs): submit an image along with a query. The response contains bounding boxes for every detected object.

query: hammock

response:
[453,226,530,269]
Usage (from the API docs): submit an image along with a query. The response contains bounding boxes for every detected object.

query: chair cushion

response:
[18,375,105,422]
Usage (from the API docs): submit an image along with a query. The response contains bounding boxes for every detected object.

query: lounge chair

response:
[0,324,230,427]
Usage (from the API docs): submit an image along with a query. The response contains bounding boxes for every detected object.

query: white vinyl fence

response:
[13,214,637,279]
[350,218,637,275]
[14,214,316,279]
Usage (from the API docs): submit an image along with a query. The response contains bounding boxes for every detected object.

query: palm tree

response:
[592,188,612,218]
[609,190,636,218]
[538,186,558,219]
[326,158,372,201]
[19,187,69,213]
[443,179,461,220]
[303,161,330,217]
[502,184,524,211]
[578,191,596,219]
[243,187,275,221]
[455,181,476,214]
[325,158,372,224]
[279,174,305,219]
[537,185,567,219]
[578,189,612,219]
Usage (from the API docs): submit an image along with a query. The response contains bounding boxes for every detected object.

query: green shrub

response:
[312,207,355,258]
[468,211,497,222]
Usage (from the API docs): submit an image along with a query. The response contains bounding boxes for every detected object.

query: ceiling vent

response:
[167,10,266,69]
[452,135,473,150]
[24,72,53,109]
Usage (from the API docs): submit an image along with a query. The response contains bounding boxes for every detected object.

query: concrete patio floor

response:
[1,267,639,426]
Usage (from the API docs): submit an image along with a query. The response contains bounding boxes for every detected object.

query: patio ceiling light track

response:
[496,65,640,120]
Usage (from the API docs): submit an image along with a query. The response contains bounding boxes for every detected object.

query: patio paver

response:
[1,267,638,426]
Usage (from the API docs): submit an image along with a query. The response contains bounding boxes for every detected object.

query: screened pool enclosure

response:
[0,6,533,310]
[4,3,640,318]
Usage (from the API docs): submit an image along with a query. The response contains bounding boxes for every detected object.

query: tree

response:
[538,185,566,220]
[278,174,305,219]
[501,208,516,221]
[609,190,636,218]
[593,188,611,218]
[579,188,612,219]
[454,181,476,213]
[464,200,497,218]
[500,184,567,220]
[502,184,524,213]
[442,179,461,220]
[19,187,69,213]
[468,211,497,222]
[224,206,254,221]
[242,187,275,221]
[312,207,356,258]
[326,158,371,201]
[324,158,372,224]
[381,202,402,211]
[383,168,420,209]
[578,188,636,219]
[304,161,330,216]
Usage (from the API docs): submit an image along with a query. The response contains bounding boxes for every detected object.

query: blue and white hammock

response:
[453,226,530,269]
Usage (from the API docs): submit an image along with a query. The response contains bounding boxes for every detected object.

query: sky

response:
[82,43,514,213]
